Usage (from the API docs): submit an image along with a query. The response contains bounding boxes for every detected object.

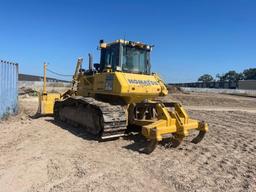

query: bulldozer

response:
[39,39,208,153]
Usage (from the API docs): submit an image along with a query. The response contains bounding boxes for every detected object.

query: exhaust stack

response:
[88,53,93,71]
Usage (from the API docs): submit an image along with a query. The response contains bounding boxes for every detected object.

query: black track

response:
[54,96,127,139]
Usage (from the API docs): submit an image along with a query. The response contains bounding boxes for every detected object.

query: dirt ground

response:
[0,92,255,192]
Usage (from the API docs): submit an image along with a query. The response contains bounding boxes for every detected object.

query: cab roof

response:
[99,39,152,50]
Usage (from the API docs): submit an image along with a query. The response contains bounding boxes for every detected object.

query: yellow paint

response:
[77,71,168,103]
[38,93,60,115]
[37,39,208,147]
[43,63,47,95]
[139,102,208,141]
[38,63,61,115]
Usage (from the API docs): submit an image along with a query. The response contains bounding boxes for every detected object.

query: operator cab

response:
[98,39,152,75]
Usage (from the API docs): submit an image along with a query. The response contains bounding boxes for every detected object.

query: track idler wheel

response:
[191,131,206,144]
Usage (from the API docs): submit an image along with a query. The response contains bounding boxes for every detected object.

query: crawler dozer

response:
[41,39,208,153]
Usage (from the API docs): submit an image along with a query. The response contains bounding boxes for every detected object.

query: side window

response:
[103,45,119,71]
[146,52,151,74]
[100,49,106,71]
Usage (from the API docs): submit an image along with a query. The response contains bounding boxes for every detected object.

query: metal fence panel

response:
[169,81,239,89]
[0,60,18,119]
[238,80,256,90]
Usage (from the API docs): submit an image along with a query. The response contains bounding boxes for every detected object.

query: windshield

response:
[100,43,151,74]
[122,46,150,74]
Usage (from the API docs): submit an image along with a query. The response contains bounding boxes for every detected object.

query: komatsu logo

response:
[128,79,159,86]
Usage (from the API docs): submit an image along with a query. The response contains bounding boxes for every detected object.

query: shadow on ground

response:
[45,119,95,140]
[45,118,154,153]
[122,134,151,153]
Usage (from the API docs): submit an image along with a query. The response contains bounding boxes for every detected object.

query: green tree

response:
[243,68,256,80]
[198,74,214,82]
[216,73,223,81]
[217,70,243,82]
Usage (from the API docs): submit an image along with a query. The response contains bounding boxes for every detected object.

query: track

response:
[53,96,127,139]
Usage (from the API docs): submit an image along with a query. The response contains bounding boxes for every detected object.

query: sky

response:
[0,0,256,83]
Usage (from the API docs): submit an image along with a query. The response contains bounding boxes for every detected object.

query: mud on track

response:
[0,93,255,192]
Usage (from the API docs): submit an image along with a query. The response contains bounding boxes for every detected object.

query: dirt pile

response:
[166,85,185,94]
[19,87,38,96]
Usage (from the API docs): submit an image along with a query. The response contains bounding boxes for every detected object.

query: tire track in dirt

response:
[0,95,255,192]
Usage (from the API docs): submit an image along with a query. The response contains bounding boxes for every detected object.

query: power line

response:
[46,68,73,77]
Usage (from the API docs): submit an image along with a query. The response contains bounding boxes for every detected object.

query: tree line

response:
[198,68,256,82]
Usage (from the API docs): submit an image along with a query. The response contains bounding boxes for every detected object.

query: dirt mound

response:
[167,85,185,94]
[19,87,38,96]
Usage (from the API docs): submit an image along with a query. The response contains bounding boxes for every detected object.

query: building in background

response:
[18,73,69,82]
[170,80,256,90]
[169,81,238,89]
[0,60,18,119]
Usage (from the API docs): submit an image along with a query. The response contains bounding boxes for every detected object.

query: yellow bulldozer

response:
[38,39,208,153]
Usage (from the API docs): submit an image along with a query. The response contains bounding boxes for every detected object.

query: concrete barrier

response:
[19,81,71,94]
[180,87,256,97]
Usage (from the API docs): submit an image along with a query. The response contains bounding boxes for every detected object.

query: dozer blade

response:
[37,63,61,116]
[38,93,61,115]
